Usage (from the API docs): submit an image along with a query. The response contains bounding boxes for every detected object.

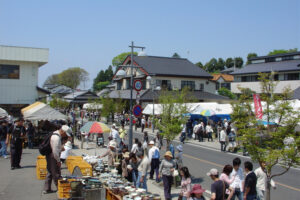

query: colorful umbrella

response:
[200,109,216,117]
[80,121,110,134]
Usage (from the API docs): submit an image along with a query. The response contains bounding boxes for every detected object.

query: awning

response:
[21,102,68,121]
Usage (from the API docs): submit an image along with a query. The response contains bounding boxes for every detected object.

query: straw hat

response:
[191,184,205,194]
[164,151,173,158]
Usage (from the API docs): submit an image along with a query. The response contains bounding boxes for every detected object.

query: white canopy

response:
[0,107,8,118]
[83,103,103,110]
[21,102,68,121]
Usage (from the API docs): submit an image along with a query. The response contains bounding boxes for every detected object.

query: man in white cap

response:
[43,125,71,194]
[148,140,160,182]
[98,140,117,168]
[207,168,234,200]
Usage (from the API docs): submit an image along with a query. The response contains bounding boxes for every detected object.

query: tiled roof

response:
[211,74,234,82]
[125,56,212,78]
[231,59,300,75]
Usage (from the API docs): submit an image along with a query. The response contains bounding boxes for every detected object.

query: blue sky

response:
[0,0,299,89]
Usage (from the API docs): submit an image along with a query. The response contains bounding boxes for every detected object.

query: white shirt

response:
[148,146,160,160]
[206,125,213,133]
[220,130,227,142]
[51,131,62,162]
[255,167,275,191]
[138,156,150,176]
[60,145,72,159]
[142,118,146,125]
[230,167,244,191]
[131,143,138,153]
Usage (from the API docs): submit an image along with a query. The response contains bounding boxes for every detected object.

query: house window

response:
[0,64,20,79]
[282,56,294,61]
[284,73,299,80]
[142,79,146,90]
[216,82,220,90]
[181,81,195,90]
[117,82,122,90]
[156,79,171,90]
[200,83,204,91]
[126,79,130,89]
[274,74,279,81]
[265,57,275,63]
[241,75,259,82]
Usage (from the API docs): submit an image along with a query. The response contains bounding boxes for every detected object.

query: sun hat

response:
[109,141,117,148]
[61,125,71,137]
[207,168,218,176]
[191,184,206,194]
[148,141,155,145]
[176,145,183,152]
[123,152,130,158]
[164,151,173,158]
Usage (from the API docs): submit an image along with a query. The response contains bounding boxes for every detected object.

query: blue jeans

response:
[132,170,138,187]
[0,140,7,157]
[231,188,243,200]
[136,171,147,191]
[246,194,257,200]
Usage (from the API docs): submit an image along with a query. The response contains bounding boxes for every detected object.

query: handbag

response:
[172,169,179,177]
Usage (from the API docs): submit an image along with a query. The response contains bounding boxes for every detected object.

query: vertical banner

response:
[253,94,263,119]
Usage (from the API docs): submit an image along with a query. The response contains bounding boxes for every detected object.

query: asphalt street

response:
[127,129,300,200]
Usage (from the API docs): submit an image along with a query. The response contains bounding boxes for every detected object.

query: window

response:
[216,82,220,90]
[274,74,279,81]
[181,81,195,90]
[0,64,20,79]
[156,79,171,90]
[126,79,130,89]
[282,56,294,61]
[221,83,231,90]
[284,73,299,80]
[142,79,146,90]
[241,75,259,82]
[265,57,275,63]
[117,82,122,90]
[199,83,204,91]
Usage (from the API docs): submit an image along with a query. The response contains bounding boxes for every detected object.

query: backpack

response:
[39,133,59,156]
[153,148,160,159]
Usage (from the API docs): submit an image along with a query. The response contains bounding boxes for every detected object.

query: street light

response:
[146,76,161,133]
[115,41,145,150]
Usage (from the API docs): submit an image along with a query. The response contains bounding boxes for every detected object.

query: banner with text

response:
[253,94,263,119]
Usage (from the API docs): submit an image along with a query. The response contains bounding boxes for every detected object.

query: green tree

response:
[94,81,110,91]
[268,48,298,56]
[49,95,70,110]
[93,65,114,91]
[216,58,225,71]
[225,58,234,68]
[44,67,89,89]
[246,53,258,65]
[112,52,138,67]
[195,61,204,70]
[204,58,218,73]
[172,53,181,58]
[218,87,237,99]
[101,96,116,122]
[231,73,300,200]
[234,57,244,68]
[156,88,192,146]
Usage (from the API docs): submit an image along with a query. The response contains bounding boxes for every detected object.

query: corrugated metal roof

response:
[231,59,300,75]
[0,45,49,65]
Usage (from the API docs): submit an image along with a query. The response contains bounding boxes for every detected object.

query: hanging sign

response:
[253,94,263,119]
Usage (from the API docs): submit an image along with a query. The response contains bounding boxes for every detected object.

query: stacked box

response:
[58,179,75,199]
[68,160,92,176]
[66,156,83,171]
[36,156,47,180]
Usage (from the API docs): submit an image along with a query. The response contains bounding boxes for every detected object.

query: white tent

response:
[0,107,8,118]
[21,102,68,121]
[83,103,103,110]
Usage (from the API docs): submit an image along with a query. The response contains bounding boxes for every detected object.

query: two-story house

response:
[231,51,300,98]
[0,45,49,114]
[108,55,229,107]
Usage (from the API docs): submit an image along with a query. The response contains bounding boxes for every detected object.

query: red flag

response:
[253,94,263,119]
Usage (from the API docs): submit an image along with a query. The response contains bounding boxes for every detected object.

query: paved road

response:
[124,129,300,200]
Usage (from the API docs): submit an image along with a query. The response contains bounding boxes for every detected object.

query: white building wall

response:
[0,61,39,104]
[231,80,300,93]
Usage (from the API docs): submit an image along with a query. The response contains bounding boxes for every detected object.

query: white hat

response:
[207,168,218,176]
[148,141,155,145]
[176,145,183,152]
[231,128,235,132]
[109,141,117,148]
[61,125,71,137]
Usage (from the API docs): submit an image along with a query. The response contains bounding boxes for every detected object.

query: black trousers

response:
[150,158,160,180]
[10,141,23,168]
[44,153,61,191]
[162,175,173,199]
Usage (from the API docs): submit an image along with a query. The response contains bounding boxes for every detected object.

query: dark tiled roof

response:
[220,67,235,74]
[249,51,300,61]
[36,86,50,94]
[64,91,98,100]
[231,60,300,75]
[131,56,212,78]
[140,90,229,101]
[292,87,300,99]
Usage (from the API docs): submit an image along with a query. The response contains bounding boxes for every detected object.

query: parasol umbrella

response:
[80,121,110,134]
[200,109,216,117]
[0,107,8,119]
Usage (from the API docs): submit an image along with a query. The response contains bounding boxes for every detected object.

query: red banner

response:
[253,94,263,119]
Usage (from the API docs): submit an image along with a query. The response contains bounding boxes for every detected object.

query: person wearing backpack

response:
[148,140,160,182]
[6,118,26,170]
[43,125,71,194]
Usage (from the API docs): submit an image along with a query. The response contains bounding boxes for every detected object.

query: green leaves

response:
[218,87,237,99]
